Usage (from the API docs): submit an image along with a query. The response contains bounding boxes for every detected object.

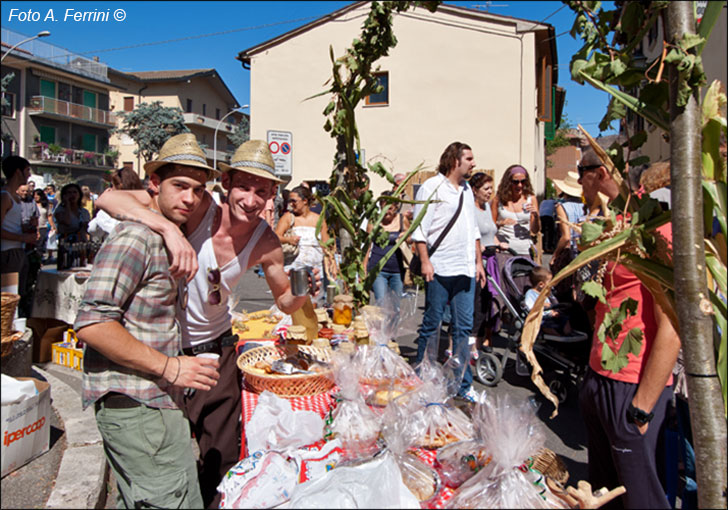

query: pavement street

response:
[1,264,587,509]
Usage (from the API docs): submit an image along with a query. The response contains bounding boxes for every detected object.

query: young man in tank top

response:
[95,139,320,508]
[1,156,36,301]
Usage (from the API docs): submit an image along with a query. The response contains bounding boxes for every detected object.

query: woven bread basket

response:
[237,345,334,397]
[530,447,569,485]
[1,292,21,339]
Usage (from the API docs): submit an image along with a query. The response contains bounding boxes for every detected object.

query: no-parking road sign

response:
[266,130,292,176]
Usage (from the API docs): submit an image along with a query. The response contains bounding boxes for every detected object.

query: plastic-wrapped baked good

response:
[402,359,473,449]
[326,351,381,459]
[436,439,492,488]
[381,397,440,504]
[445,395,568,509]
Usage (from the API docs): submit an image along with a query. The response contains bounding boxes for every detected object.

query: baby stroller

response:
[474,255,590,403]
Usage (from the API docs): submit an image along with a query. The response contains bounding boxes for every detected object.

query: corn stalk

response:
[308,1,440,307]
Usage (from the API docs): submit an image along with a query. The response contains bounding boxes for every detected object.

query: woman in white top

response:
[88,168,144,240]
[33,189,55,259]
[274,185,329,301]
[492,165,540,259]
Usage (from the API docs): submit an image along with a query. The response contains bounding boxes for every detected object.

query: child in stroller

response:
[524,266,573,336]
[474,255,590,403]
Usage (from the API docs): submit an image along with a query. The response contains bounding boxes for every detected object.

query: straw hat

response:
[218,140,283,183]
[552,171,582,198]
[144,133,219,180]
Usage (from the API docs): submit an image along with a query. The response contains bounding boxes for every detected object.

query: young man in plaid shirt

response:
[74,134,221,509]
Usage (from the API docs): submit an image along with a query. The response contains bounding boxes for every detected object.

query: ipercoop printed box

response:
[1,378,51,477]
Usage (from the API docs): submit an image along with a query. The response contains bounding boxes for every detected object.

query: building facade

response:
[236,2,560,195]
[108,69,247,176]
[2,28,118,193]
[624,2,727,165]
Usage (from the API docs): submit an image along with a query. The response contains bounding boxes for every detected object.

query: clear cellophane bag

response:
[444,394,567,509]
[356,291,421,399]
[381,401,441,503]
[401,357,474,450]
[326,351,381,459]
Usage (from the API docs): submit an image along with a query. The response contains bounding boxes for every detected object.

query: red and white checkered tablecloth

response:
[239,387,338,460]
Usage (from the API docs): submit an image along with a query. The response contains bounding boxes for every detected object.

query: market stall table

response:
[31,268,91,324]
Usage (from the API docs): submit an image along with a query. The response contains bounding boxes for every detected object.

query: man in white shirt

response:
[412,142,485,401]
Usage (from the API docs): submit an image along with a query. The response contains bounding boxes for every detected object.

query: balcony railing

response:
[2,28,109,82]
[27,144,117,168]
[28,96,116,126]
[183,112,236,132]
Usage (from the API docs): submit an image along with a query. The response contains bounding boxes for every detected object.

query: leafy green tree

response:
[1,73,15,104]
[113,101,189,162]
[227,116,250,149]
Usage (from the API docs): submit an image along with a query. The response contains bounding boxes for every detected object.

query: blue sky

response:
[2,1,617,136]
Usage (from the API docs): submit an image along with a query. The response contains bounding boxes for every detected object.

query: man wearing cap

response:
[95,139,319,507]
[74,134,220,508]
[575,148,679,509]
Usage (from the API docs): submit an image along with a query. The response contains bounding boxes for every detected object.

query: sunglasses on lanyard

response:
[207,267,222,305]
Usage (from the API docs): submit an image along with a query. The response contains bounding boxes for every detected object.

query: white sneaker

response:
[458,387,479,403]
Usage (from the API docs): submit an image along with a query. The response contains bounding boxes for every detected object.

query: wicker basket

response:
[1,292,21,339]
[237,345,334,397]
[530,447,569,485]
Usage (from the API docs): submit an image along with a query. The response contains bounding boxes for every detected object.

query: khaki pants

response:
[95,402,203,509]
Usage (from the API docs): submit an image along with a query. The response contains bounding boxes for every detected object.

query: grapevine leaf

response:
[581,221,604,244]
[581,280,608,305]
[619,327,644,358]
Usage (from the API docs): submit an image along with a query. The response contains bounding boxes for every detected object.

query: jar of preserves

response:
[286,325,308,345]
[332,295,354,326]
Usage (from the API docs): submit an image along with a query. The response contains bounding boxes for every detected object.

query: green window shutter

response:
[83,91,96,108]
[40,79,55,98]
[39,126,55,144]
[82,134,96,152]
[544,87,556,140]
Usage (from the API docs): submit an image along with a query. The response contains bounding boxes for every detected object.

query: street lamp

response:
[1,31,51,63]
[213,104,249,171]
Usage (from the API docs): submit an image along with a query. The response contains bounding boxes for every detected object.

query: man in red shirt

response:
[577,149,680,509]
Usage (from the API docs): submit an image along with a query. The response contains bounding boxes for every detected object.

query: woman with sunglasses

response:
[274,185,328,300]
[491,165,540,259]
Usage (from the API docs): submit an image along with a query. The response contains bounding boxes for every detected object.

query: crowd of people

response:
[0,135,681,509]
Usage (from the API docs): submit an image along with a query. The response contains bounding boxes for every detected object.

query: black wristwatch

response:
[627,403,654,425]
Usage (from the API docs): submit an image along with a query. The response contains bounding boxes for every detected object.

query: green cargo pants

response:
[95,401,203,509]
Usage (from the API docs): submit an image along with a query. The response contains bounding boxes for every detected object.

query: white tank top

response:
[1,191,23,251]
[177,202,269,348]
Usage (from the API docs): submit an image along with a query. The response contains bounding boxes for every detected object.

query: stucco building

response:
[236,2,561,195]
[108,68,247,176]
[2,28,118,192]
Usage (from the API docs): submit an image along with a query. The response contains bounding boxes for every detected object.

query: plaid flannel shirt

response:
[75,222,182,410]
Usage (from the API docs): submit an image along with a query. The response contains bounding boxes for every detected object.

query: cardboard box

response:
[1,378,51,477]
[28,319,68,363]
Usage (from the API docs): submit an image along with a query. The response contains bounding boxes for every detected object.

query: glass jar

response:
[332,295,354,326]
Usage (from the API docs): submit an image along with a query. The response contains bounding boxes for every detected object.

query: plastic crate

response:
[51,342,83,371]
